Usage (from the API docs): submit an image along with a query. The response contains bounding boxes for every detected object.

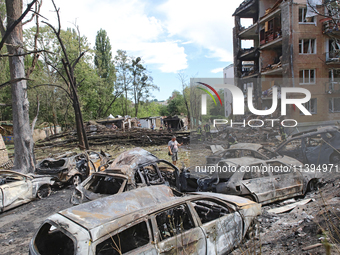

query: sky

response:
[24,0,246,101]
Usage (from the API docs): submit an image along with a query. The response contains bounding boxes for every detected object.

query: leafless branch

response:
[0,78,32,89]
[0,49,54,57]
[0,14,5,37]
[0,0,38,51]
[22,0,42,25]
[31,94,40,134]
[29,83,72,99]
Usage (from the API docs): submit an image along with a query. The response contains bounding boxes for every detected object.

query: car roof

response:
[59,185,176,230]
[218,157,266,166]
[0,170,32,179]
[229,143,262,151]
[58,185,258,241]
[106,148,159,178]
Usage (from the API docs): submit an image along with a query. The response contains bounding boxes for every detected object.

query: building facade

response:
[233,0,340,128]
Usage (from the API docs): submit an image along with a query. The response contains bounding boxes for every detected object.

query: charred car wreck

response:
[275,126,340,165]
[0,170,54,212]
[206,143,281,165]
[30,185,261,255]
[181,157,318,204]
[71,148,181,204]
[35,151,110,186]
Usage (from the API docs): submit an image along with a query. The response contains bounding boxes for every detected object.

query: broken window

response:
[299,8,315,23]
[329,98,340,113]
[96,221,150,255]
[280,139,302,153]
[268,162,292,175]
[299,39,316,54]
[299,69,315,84]
[302,98,317,114]
[34,223,74,255]
[328,39,340,59]
[305,134,323,147]
[85,175,124,195]
[191,199,230,224]
[156,204,195,241]
[243,164,266,180]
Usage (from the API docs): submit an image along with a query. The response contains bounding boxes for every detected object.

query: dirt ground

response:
[1,143,340,254]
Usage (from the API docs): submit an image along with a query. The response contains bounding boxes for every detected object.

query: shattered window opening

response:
[299,7,315,23]
[299,39,316,54]
[191,199,230,224]
[329,98,340,113]
[96,221,150,255]
[34,223,74,255]
[299,69,315,84]
[155,204,195,241]
[305,135,323,147]
[85,176,124,195]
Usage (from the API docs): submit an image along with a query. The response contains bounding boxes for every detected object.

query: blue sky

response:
[26,0,246,101]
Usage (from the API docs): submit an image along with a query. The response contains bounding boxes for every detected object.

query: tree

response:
[0,0,39,173]
[42,1,89,149]
[114,50,132,116]
[167,91,186,116]
[177,71,190,125]
[131,56,159,117]
[94,29,112,79]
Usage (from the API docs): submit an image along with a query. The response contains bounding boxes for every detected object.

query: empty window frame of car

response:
[96,221,151,255]
[155,204,195,241]
[85,175,126,195]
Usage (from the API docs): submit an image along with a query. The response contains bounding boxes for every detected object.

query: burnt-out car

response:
[36,151,110,186]
[70,148,180,205]
[30,185,261,255]
[0,170,54,212]
[181,157,317,204]
[275,126,340,165]
[206,143,280,165]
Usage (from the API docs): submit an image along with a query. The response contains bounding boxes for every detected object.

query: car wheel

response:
[72,175,82,186]
[330,152,340,164]
[246,219,259,240]
[37,185,52,199]
[307,180,317,192]
[244,195,255,202]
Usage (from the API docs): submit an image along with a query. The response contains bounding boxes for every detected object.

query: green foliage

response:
[137,101,162,118]
[167,91,186,116]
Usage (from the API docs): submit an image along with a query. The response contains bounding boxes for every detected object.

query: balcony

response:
[323,19,340,37]
[325,82,340,94]
[239,23,258,39]
[326,51,340,64]
[239,47,258,60]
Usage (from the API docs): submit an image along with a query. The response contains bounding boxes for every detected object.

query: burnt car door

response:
[95,219,158,255]
[189,198,243,255]
[152,203,206,255]
[276,138,306,163]
[241,163,276,203]
[2,173,33,209]
[268,161,303,199]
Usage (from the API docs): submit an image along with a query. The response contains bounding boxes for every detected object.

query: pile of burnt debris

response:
[35,121,190,148]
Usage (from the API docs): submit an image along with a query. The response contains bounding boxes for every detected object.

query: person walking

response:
[168,135,183,165]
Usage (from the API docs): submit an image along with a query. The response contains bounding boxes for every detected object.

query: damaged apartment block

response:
[233,0,340,131]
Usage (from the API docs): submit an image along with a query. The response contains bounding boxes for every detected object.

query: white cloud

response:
[211,67,224,73]
[158,0,242,62]
[33,0,188,73]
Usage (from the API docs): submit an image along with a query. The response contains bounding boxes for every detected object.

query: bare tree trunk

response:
[6,0,35,173]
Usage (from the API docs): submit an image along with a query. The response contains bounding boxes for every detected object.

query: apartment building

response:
[233,0,340,128]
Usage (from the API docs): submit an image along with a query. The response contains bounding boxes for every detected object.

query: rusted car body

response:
[29,185,261,255]
[0,170,54,212]
[35,151,110,186]
[275,126,340,165]
[183,157,318,204]
[70,148,180,205]
[206,143,280,165]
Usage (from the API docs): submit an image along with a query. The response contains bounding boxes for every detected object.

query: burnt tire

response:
[37,185,52,199]
[72,175,82,186]
[244,195,256,202]
[246,219,259,240]
[307,179,317,192]
[330,152,340,164]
